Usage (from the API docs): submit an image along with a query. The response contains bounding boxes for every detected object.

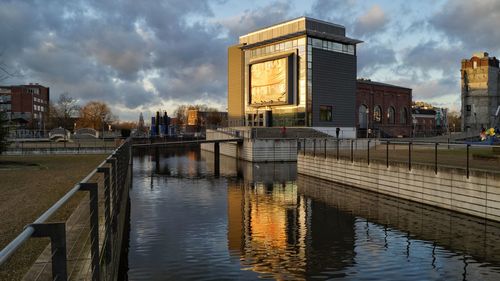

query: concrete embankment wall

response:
[201,130,297,162]
[297,154,500,222]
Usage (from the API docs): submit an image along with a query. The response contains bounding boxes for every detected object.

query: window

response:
[374,106,382,122]
[319,105,333,121]
[332,42,342,51]
[347,45,354,54]
[388,106,395,124]
[359,104,368,128]
[312,38,322,48]
[400,107,408,124]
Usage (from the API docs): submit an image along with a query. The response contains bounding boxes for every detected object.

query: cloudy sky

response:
[1,0,499,121]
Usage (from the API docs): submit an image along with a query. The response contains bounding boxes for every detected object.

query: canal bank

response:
[297,153,500,222]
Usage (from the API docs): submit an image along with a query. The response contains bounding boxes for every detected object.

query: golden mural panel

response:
[250,57,288,105]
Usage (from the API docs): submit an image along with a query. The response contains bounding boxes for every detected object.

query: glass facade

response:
[244,36,307,126]
[244,36,356,127]
[237,17,360,127]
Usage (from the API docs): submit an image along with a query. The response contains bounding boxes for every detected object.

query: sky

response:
[1,0,499,121]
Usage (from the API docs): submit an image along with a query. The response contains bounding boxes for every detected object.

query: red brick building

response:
[356,79,412,138]
[0,83,50,130]
[412,108,437,137]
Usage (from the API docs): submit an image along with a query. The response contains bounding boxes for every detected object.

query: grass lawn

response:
[0,154,107,281]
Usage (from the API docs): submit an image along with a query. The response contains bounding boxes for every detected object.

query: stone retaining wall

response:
[297,154,500,222]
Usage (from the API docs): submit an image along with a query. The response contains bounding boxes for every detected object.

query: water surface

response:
[124,147,500,280]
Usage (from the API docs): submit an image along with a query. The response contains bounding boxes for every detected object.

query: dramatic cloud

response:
[357,44,397,76]
[0,0,233,120]
[353,5,388,36]
[309,0,357,24]
[220,1,292,40]
[430,0,500,52]
[402,41,466,77]
[1,0,492,121]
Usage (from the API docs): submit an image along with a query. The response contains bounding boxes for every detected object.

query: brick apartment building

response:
[356,79,412,138]
[0,83,50,130]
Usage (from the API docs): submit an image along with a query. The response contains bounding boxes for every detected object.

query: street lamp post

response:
[101,113,106,141]
[366,108,370,138]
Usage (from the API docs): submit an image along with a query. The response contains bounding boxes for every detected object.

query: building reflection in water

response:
[227,161,356,280]
[227,161,500,280]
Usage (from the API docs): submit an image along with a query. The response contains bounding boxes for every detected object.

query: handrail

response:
[0,141,125,266]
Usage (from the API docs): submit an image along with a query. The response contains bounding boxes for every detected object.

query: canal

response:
[122,147,500,280]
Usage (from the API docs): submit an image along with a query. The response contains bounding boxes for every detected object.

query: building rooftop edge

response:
[239,16,346,39]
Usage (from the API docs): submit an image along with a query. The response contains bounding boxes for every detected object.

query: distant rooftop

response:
[357,78,411,91]
[239,17,362,49]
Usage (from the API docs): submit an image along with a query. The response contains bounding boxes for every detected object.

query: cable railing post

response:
[30,223,68,281]
[336,139,339,161]
[386,140,389,168]
[409,142,412,171]
[434,142,438,174]
[106,157,118,235]
[324,138,327,158]
[313,139,316,157]
[79,182,100,281]
[367,139,370,165]
[97,166,112,263]
[467,144,470,179]
[350,139,354,162]
[303,138,306,156]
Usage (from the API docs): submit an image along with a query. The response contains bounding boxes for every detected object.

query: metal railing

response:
[4,139,119,155]
[298,138,500,178]
[0,139,132,281]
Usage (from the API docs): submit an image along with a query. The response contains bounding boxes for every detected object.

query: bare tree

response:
[49,93,81,130]
[0,52,19,82]
[447,111,462,132]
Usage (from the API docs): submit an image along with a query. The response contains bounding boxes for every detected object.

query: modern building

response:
[356,79,412,138]
[227,17,362,129]
[461,52,500,131]
[0,83,50,130]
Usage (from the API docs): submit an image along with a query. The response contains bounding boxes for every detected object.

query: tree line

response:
[48,93,125,131]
